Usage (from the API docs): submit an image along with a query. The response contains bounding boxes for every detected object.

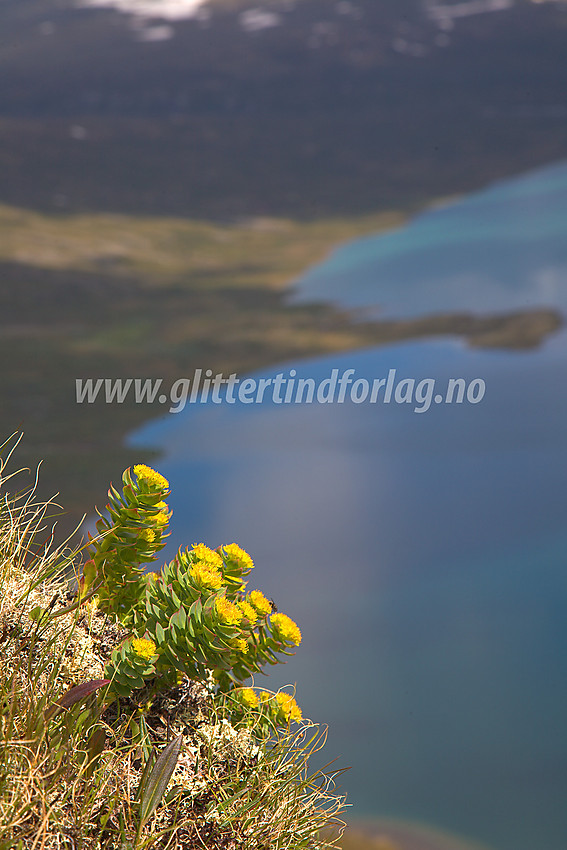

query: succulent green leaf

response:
[170,606,187,634]
[28,606,47,623]
[189,598,202,623]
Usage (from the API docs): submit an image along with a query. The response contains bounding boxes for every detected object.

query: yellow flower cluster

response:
[140,529,156,544]
[190,562,223,592]
[133,464,169,491]
[215,596,243,626]
[222,543,254,572]
[192,543,223,569]
[270,613,302,646]
[275,693,302,723]
[154,502,170,528]
[237,687,259,709]
[247,590,272,618]
[256,690,302,724]
[131,638,157,660]
[238,600,258,625]
[232,638,249,654]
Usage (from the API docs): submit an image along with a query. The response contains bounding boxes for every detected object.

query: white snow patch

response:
[425,0,515,23]
[335,1,362,18]
[76,0,208,22]
[392,37,428,57]
[239,9,282,32]
[70,124,88,139]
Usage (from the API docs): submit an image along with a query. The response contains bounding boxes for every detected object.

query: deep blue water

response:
[129,162,567,850]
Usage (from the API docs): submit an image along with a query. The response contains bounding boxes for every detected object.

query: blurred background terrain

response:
[1,4,567,849]
[1,0,566,522]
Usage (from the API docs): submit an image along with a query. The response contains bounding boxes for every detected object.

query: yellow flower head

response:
[270,613,302,646]
[221,543,254,573]
[247,590,272,618]
[237,688,259,709]
[131,638,157,660]
[190,562,223,592]
[238,600,258,625]
[133,464,169,491]
[232,638,249,654]
[192,543,223,570]
[140,528,156,544]
[153,505,170,528]
[215,596,243,627]
[259,691,273,707]
[275,692,302,724]
[154,514,168,529]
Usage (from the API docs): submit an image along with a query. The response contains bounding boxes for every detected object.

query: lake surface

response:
[292,159,567,318]
[129,162,567,850]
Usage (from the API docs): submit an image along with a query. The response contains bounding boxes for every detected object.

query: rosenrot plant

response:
[80,464,171,624]
[75,465,302,725]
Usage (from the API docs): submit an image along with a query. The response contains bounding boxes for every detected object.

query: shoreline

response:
[1,202,563,537]
[341,818,496,850]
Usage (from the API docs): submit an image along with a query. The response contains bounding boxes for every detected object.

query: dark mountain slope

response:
[0,0,565,217]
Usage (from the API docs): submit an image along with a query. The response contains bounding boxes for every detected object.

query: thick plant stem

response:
[46,581,103,621]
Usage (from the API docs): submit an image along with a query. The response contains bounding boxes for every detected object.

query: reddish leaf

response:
[45,679,110,721]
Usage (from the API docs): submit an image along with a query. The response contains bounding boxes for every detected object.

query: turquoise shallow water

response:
[129,163,567,850]
[292,160,567,318]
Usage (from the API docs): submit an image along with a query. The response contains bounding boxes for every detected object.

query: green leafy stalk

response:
[137,734,184,839]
